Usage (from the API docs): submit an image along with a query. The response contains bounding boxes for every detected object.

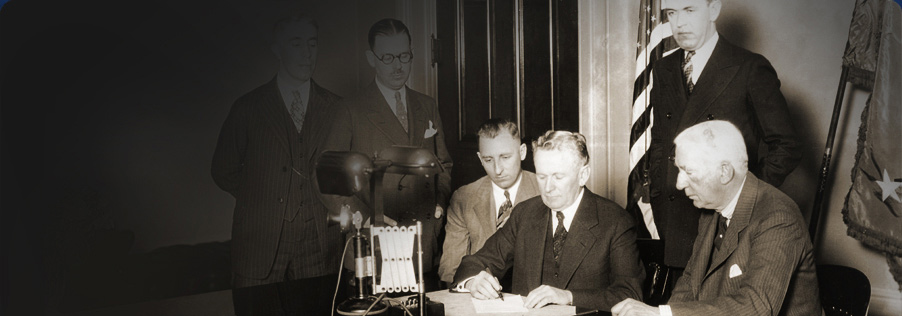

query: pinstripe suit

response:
[668,174,820,315]
[212,78,343,285]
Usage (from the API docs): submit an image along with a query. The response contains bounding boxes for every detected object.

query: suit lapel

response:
[260,78,292,152]
[407,88,427,147]
[523,206,550,289]
[514,172,539,205]
[557,191,599,288]
[677,38,742,132]
[364,83,410,145]
[705,175,756,278]
[659,50,690,110]
[476,179,497,236]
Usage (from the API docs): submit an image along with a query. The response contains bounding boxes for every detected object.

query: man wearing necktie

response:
[451,130,644,311]
[643,0,802,285]
[438,118,540,285]
[211,14,344,315]
[613,121,820,316]
[323,18,453,290]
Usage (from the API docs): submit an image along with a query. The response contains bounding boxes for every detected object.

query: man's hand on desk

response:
[464,270,503,300]
[611,298,660,316]
[524,285,572,308]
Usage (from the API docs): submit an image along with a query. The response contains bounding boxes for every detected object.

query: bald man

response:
[613,121,819,316]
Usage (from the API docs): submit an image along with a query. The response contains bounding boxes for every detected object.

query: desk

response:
[421,290,610,316]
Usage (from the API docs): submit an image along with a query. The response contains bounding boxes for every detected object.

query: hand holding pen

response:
[485,267,504,301]
[464,266,505,301]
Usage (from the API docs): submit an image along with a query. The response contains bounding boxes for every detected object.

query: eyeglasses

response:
[373,52,413,64]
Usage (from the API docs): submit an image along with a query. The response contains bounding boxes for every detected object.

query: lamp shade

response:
[316,151,373,196]
[378,146,444,176]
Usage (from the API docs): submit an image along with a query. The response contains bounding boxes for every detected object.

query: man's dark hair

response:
[273,14,318,42]
[367,18,411,50]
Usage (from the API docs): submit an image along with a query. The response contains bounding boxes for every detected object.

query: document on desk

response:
[471,294,529,313]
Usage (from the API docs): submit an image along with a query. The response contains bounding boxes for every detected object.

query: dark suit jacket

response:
[323,82,453,270]
[648,36,801,267]
[453,190,645,311]
[211,78,343,279]
[438,172,541,282]
[668,174,820,315]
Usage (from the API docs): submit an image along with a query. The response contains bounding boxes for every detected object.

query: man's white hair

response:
[674,120,748,174]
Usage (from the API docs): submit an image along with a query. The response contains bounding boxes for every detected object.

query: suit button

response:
[299,183,304,190]
[282,166,288,172]
[667,155,674,161]
[279,197,284,203]
[554,273,559,278]
[665,112,672,119]
[707,114,715,120]
[669,195,675,201]
[300,202,304,207]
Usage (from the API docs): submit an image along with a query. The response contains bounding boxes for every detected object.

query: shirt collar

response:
[491,173,523,216]
[718,175,747,225]
[277,75,311,110]
[375,79,407,116]
[684,32,719,84]
[552,188,584,231]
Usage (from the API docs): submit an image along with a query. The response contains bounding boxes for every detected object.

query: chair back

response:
[636,238,672,306]
[818,264,870,316]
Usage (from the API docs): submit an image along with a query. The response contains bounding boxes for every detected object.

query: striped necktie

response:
[682,50,696,94]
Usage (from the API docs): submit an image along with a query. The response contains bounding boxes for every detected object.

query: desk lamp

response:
[317,147,444,316]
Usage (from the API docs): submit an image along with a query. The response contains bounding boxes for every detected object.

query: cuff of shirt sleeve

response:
[451,276,476,292]
[660,305,672,316]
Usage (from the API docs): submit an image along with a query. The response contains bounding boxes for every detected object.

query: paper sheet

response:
[470,294,529,313]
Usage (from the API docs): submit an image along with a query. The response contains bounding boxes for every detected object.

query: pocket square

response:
[729,264,742,278]
[424,120,438,138]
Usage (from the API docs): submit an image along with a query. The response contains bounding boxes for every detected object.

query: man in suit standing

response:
[438,118,540,284]
[645,0,801,277]
[453,130,644,311]
[323,18,452,289]
[211,14,344,315]
[612,121,820,316]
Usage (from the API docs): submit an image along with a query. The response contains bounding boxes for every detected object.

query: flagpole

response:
[809,65,850,242]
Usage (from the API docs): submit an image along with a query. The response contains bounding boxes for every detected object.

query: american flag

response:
[627,0,679,240]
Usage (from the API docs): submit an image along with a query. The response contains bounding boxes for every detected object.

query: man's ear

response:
[365,50,376,67]
[709,0,722,22]
[578,165,591,187]
[519,143,527,161]
[719,162,734,185]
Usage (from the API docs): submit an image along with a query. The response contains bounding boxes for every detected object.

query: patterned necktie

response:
[394,90,408,132]
[553,211,568,266]
[289,90,305,132]
[682,50,696,94]
[713,215,728,251]
[496,190,513,229]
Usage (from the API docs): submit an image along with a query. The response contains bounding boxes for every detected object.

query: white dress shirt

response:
[277,75,310,114]
[491,173,523,218]
[685,32,719,85]
[375,79,407,118]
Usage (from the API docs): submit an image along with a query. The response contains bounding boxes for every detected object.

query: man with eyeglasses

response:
[323,18,453,291]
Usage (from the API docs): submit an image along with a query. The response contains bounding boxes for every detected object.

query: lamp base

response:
[335,296,389,315]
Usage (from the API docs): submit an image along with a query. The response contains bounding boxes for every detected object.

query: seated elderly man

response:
[612,120,820,316]
[452,130,644,311]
